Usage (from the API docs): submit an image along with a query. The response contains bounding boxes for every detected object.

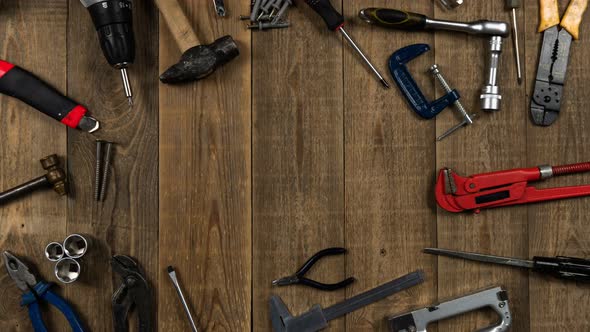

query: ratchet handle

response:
[0,60,88,129]
[533,256,590,282]
[303,0,344,31]
[359,8,427,30]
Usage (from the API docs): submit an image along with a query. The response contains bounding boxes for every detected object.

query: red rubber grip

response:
[0,60,15,78]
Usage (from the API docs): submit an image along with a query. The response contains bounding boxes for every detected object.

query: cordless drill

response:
[80,0,135,105]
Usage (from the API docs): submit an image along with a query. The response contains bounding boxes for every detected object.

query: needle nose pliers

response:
[3,251,86,332]
[272,247,355,291]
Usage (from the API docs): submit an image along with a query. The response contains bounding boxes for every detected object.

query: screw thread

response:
[94,141,103,201]
[430,65,471,123]
[99,142,113,202]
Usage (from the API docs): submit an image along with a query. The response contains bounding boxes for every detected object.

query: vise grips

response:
[388,287,511,332]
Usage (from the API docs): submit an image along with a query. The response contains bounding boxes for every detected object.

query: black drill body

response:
[81,0,135,104]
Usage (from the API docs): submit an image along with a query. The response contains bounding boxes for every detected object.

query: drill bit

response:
[120,68,133,106]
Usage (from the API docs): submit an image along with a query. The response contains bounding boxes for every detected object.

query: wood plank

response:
[251,2,345,331]
[342,1,437,330]
[65,0,160,331]
[158,0,251,331]
[525,0,590,330]
[434,1,530,331]
[0,1,68,331]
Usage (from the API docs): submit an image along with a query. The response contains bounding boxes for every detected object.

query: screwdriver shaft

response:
[338,27,390,89]
[511,8,522,85]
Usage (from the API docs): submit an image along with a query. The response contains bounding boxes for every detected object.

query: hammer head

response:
[160,35,239,84]
[269,295,328,332]
[40,155,67,196]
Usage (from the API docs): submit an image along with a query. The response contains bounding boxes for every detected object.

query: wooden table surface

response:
[1,0,589,331]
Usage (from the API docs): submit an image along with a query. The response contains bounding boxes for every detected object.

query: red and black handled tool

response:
[436,162,590,213]
[0,60,100,132]
[302,0,390,89]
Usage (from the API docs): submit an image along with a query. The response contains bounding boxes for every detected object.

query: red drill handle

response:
[553,162,590,176]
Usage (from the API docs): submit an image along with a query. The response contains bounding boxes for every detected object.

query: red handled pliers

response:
[436,161,590,213]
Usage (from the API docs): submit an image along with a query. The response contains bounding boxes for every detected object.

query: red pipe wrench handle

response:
[0,60,88,129]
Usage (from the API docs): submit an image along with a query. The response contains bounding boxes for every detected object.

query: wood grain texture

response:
[526,0,590,330]
[0,1,68,331]
[343,1,437,331]
[2,0,590,331]
[434,1,530,331]
[252,2,345,331]
[158,0,251,331]
[65,0,160,330]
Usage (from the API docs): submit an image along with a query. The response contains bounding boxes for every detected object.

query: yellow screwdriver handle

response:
[539,0,560,32]
[561,0,589,39]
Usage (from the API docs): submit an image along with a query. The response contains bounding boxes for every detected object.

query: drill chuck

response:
[82,0,135,67]
[81,0,135,104]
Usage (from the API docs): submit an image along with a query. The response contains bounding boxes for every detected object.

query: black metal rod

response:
[323,270,425,321]
[0,176,48,205]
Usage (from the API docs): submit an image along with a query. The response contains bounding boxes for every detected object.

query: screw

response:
[430,64,472,124]
[95,140,104,201]
[99,141,114,202]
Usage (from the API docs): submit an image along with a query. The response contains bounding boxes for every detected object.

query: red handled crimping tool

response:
[436,162,590,213]
[0,60,99,132]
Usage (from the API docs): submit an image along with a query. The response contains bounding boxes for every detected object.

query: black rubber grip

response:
[304,0,344,31]
[0,64,78,122]
[88,1,135,66]
[360,8,427,30]
[534,256,590,283]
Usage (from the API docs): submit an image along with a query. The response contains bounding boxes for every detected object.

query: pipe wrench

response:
[435,161,590,213]
[0,60,100,132]
[388,287,511,332]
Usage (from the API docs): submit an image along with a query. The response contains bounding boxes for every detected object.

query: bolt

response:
[99,141,115,202]
[95,140,104,201]
[430,64,472,124]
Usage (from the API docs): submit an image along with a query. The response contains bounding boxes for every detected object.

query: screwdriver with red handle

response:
[302,0,390,89]
[0,60,100,133]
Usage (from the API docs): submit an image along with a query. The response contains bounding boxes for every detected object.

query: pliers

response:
[3,251,86,332]
[272,248,355,291]
[112,255,153,332]
[531,0,588,126]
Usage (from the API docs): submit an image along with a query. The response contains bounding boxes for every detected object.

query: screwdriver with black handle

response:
[424,248,590,283]
[80,0,135,105]
[302,0,390,89]
[0,60,100,133]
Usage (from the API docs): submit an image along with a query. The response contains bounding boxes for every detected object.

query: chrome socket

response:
[45,242,65,262]
[55,258,81,284]
[63,234,90,259]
